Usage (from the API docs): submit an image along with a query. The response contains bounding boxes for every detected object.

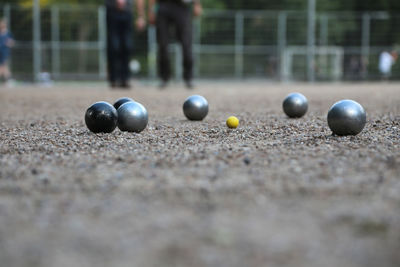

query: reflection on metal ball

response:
[117,101,148,133]
[327,99,366,136]
[85,101,118,133]
[283,93,308,118]
[113,97,134,110]
[183,95,209,121]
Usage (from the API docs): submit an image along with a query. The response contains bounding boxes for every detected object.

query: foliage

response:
[194,0,400,12]
[0,0,400,12]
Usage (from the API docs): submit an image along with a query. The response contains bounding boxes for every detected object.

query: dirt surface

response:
[0,81,399,267]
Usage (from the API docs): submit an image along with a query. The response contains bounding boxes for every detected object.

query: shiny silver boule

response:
[183,95,209,121]
[327,100,366,136]
[283,93,308,118]
[117,101,148,133]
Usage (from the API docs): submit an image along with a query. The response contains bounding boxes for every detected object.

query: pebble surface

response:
[0,82,399,267]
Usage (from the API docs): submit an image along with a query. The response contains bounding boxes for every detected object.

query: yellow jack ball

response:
[226,116,239,129]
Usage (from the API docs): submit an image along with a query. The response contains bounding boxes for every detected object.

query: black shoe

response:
[185,80,194,90]
[159,80,168,89]
[110,82,118,89]
[120,82,131,89]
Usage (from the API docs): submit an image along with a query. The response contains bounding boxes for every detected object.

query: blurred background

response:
[1,0,400,82]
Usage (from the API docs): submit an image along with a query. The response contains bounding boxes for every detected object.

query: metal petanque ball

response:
[114,97,134,110]
[282,93,308,118]
[327,99,366,136]
[117,101,148,133]
[85,101,118,133]
[183,95,209,121]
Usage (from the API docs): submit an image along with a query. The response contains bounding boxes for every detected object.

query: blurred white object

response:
[129,59,141,74]
[6,79,16,88]
[37,72,53,87]
[379,51,395,75]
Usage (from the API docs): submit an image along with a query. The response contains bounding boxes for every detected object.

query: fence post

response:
[33,0,41,82]
[319,14,328,46]
[4,4,11,28]
[278,11,287,81]
[98,6,107,79]
[319,14,329,77]
[361,13,370,78]
[51,6,60,80]
[4,4,11,72]
[147,26,157,80]
[235,12,244,79]
[307,0,316,82]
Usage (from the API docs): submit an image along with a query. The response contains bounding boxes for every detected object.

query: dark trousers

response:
[156,2,193,82]
[106,9,133,85]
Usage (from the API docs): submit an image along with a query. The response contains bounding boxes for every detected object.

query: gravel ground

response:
[0,81,399,267]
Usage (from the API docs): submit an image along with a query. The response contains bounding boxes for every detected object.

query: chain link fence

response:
[1,4,400,82]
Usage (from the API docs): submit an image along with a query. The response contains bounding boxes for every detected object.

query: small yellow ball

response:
[226,116,239,129]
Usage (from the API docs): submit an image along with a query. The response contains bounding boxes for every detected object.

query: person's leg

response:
[0,65,5,82]
[3,62,12,87]
[106,9,120,87]
[156,4,171,85]
[119,13,133,88]
[4,64,10,80]
[175,5,194,87]
[0,54,5,82]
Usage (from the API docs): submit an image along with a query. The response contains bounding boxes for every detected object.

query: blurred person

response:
[0,19,14,85]
[348,56,363,80]
[379,50,398,80]
[148,0,202,89]
[106,0,145,89]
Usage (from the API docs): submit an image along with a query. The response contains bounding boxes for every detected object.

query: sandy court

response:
[0,81,399,267]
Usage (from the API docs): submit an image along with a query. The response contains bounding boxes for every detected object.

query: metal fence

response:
[1,4,400,82]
